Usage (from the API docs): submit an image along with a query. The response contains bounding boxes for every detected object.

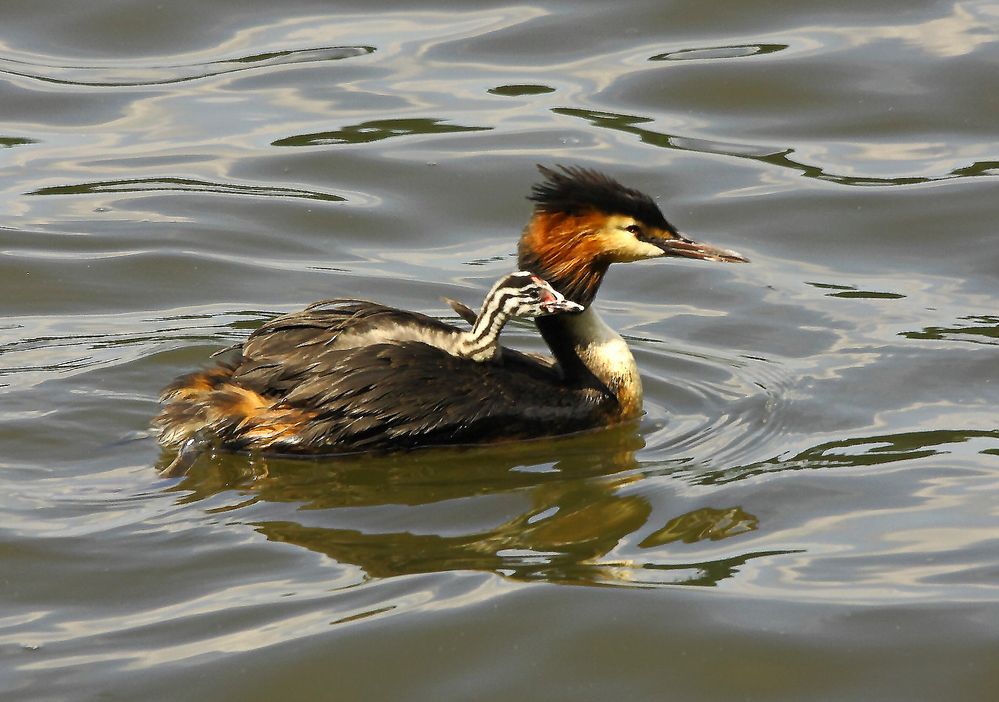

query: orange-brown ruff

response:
[155,165,748,467]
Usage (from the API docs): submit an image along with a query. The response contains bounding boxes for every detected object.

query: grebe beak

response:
[659,235,749,263]
[534,281,585,315]
[541,297,585,315]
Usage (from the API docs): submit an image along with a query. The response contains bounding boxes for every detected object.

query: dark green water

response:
[2,1,998,700]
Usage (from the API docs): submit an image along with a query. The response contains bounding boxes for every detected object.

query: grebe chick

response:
[155,165,748,467]
[451,272,583,360]
[300,271,580,364]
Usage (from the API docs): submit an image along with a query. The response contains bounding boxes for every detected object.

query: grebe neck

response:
[454,295,517,362]
[536,307,643,418]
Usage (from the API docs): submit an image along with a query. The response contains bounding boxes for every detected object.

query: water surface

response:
[2,1,998,700]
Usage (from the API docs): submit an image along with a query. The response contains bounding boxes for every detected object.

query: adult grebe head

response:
[518,165,748,306]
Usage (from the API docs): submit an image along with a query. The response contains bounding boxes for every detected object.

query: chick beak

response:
[659,234,749,263]
[539,288,584,315]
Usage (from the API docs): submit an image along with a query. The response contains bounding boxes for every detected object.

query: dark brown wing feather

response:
[232,301,459,396]
[157,300,614,454]
[237,340,614,452]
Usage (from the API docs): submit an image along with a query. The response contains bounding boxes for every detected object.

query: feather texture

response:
[156,296,612,455]
[156,332,614,454]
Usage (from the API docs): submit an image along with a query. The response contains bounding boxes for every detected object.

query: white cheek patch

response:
[601,223,665,262]
[622,239,665,261]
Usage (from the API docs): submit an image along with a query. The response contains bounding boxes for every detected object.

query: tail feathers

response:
[159,362,238,402]
[155,369,315,452]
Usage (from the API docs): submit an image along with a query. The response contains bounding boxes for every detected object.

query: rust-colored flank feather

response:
[156,365,320,451]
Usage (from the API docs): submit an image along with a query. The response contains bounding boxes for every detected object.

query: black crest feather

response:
[529,165,670,229]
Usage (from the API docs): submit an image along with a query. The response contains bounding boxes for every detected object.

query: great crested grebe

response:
[155,165,747,468]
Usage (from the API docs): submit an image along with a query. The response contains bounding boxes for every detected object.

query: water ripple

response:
[0,308,269,392]
[272,119,491,147]
[0,46,374,87]
[2,1,998,692]
[639,343,798,467]
[650,43,788,61]
[901,315,999,347]
[554,107,999,186]
[692,428,999,485]
[1,136,36,148]
[26,177,345,203]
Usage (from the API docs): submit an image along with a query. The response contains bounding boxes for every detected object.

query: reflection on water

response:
[806,281,906,299]
[639,506,758,546]
[166,425,647,507]
[1,136,36,148]
[162,426,773,587]
[692,428,999,485]
[162,425,999,590]
[487,84,556,96]
[3,0,999,696]
[901,315,999,346]
[554,107,999,186]
[650,43,788,61]
[272,118,491,147]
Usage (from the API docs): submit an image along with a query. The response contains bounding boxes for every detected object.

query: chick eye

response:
[625,224,643,235]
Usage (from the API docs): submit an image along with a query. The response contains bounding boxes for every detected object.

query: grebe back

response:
[156,270,580,470]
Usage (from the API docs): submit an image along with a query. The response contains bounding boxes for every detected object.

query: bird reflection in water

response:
[162,425,771,588]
